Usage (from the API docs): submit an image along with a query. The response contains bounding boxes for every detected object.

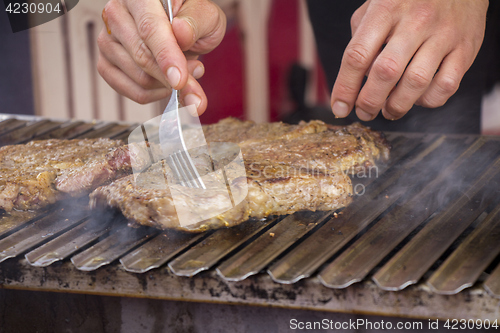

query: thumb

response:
[172,0,226,54]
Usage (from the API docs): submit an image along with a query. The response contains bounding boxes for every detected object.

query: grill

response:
[0,114,499,320]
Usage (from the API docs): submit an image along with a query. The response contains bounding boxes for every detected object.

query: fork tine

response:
[179,150,206,189]
[174,151,197,188]
[176,150,205,189]
[169,153,189,187]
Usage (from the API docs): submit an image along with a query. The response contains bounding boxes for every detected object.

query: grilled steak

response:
[90,119,388,232]
[194,119,389,174]
[0,138,127,211]
[90,161,352,232]
[0,118,389,232]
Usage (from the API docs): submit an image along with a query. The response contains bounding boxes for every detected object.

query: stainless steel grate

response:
[0,115,499,300]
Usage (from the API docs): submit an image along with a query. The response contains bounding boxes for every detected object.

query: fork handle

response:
[160,0,174,24]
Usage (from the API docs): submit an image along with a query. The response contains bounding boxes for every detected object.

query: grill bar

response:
[373,158,500,291]
[0,203,88,263]
[25,217,112,267]
[266,135,457,284]
[0,119,29,136]
[36,121,99,140]
[216,211,331,281]
[484,264,500,298]
[120,231,205,273]
[71,224,157,271]
[0,120,64,146]
[427,202,500,294]
[168,218,277,277]
[318,138,496,289]
[0,211,42,238]
[78,123,135,139]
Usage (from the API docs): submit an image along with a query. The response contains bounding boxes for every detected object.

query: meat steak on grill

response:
[90,119,389,232]
[0,138,128,211]
[194,119,390,174]
[90,161,352,232]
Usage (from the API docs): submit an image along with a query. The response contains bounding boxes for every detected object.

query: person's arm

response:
[97,0,226,114]
[331,0,489,121]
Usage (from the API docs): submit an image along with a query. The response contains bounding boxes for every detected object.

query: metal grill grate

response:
[0,115,499,300]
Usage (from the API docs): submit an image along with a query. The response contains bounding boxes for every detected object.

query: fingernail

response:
[184,94,201,109]
[357,108,374,121]
[193,65,204,80]
[332,101,349,118]
[167,67,181,89]
[382,108,397,121]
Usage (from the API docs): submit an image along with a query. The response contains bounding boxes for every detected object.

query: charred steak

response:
[0,138,128,211]
[90,119,389,232]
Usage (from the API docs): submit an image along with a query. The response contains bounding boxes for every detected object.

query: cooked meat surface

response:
[90,161,352,232]
[0,138,127,211]
[90,119,388,232]
[0,118,389,232]
[197,119,389,174]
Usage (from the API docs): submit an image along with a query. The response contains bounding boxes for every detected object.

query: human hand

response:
[330,0,488,121]
[97,0,226,114]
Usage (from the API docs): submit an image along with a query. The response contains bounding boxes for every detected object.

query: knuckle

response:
[137,71,157,89]
[133,41,155,71]
[371,0,397,18]
[137,13,160,43]
[153,49,171,74]
[96,31,108,49]
[386,100,408,116]
[358,95,382,111]
[335,81,359,98]
[437,74,460,95]
[103,1,117,15]
[405,67,431,90]
[343,44,372,70]
[96,58,107,78]
[103,1,119,24]
[133,90,153,105]
[373,56,402,82]
[413,5,435,25]
[419,95,444,108]
[350,9,362,29]
[372,0,397,12]
[204,2,219,19]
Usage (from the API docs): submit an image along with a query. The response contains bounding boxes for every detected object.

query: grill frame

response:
[0,114,499,320]
[0,259,498,320]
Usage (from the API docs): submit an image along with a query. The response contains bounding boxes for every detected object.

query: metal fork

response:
[159,0,206,189]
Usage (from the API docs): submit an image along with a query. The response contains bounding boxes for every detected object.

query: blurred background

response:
[1,0,500,133]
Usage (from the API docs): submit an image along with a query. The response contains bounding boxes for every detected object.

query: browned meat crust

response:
[90,162,352,232]
[201,119,390,173]
[201,118,329,144]
[0,138,126,211]
[90,119,387,232]
[0,119,389,233]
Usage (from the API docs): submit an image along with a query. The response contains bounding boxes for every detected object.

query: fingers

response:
[355,33,425,121]
[416,50,472,109]
[98,46,206,106]
[173,0,227,54]
[350,0,369,36]
[333,0,487,122]
[124,0,188,89]
[382,40,448,120]
[180,76,208,115]
[98,52,170,104]
[331,2,393,118]
[103,0,171,87]
[187,60,205,80]
[98,29,164,90]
